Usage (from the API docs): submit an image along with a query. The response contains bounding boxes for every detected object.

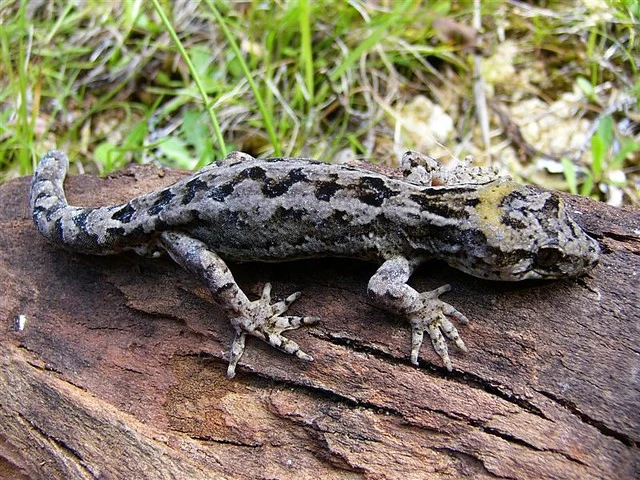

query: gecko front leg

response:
[368,257,469,371]
[159,231,318,378]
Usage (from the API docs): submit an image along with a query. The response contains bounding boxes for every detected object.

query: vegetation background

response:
[1,0,638,204]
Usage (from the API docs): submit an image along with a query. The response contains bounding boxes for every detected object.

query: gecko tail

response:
[29,151,71,242]
[27,149,108,254]
[29,150,156,255]
[29,150,108,253]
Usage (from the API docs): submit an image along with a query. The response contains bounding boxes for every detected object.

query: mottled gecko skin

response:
[30,150,600,377]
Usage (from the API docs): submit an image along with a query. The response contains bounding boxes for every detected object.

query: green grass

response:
[0,0,638,204]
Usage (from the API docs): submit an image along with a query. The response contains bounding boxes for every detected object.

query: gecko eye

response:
[534,247,564,269]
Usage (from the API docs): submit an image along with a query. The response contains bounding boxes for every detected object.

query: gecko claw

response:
[226,288,318,377]
[408,285,470,371]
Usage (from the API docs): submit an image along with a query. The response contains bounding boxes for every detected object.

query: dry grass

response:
[1,0,638,204]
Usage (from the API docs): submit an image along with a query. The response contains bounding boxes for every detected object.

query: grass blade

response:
[561,157,578,195]
[205,0,281,156]
[150,0,228,156]
[298,0,314,105]
[329,0,413,81]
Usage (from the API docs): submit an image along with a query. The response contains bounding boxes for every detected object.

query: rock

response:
[1,164,638,479]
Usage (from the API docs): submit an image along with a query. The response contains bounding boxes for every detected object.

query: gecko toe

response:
[296,350,314,362]
[273,315,319,330]
[270,290,303,315]
[261,282,273,301]
[284,291,302,305]
[270,333,313,362]
[227,331,248,379]
[410,328,425,365]
[441,303,470,325]
[408,286,469,370]
[420,284,451,300]
[439,316,467,351]
[226,289,317,376]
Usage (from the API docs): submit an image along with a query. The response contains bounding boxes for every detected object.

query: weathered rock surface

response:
[1,165,638,479]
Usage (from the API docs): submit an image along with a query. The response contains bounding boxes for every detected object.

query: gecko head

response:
[444,181,600,281]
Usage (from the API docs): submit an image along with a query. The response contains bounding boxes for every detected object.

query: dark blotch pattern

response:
[351,176,398,207]
[315,174,343,201]
[273,206,306,222]
[501,213,528,230]
[541,194,560,216]
[408,194,474,220]
[499,191,531,231]
[246,166,267,180]
[499,190,527,208]
[209,182,236,202]
[207,166,267,202]
[32,205,47,216]
[440,225,486,248]
[35,190,52,202]
[72,211,90,232]
[152,216,170,232]
[127,225,147,240]
[188,209,202,221]
[263,157,322,165]
[44,204,65,222]
[106,226,126,238]
[111,204,136,223]
[216,209,242,229]
[54,218,65,243]
[262,168,308,198]
[500,190,560,231]
[182,178,210,205]
[565,216,579,238]
[418,185,475,197]
[316,209,353,230]
[212,282,235,295]
[148,189,176,215]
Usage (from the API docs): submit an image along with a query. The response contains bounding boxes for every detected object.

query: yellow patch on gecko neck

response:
[474,180,520,242]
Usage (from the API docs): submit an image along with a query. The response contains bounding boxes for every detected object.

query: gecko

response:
[29,150,600,377]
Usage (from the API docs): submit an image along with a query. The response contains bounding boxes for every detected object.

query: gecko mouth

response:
[530,240,600,278]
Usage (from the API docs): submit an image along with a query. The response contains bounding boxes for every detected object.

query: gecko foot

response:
[227,283,319,378]
[407,284,470,371]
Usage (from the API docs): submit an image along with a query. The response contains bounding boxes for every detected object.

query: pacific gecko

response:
[29,150,600,377]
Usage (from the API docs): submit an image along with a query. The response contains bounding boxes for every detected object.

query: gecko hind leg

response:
[160,231,318,378]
